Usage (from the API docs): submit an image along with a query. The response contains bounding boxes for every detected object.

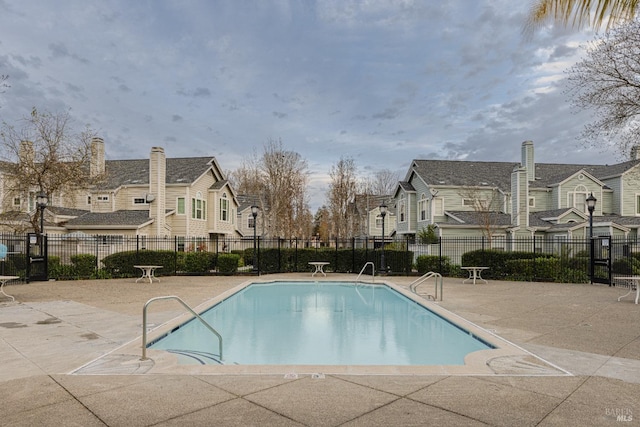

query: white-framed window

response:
[636,194,640,215]
[219,193,229,222]
[248,216,255,228]
[463,198,488,209]
[133,197,147,205]
[567,185,588,213]
[419,193,427,221]
[12,197,20,207]
[433,197,444,216]
[177,197,185,215]
[191,191,206,220]
[87,195,92,205]
[399,195,406,222]
[97,195,109,202]
[376,214,384,228]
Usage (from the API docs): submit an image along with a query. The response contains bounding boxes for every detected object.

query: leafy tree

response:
[565,19,640,157]
[526,0,638,32]
[0,108,102,233]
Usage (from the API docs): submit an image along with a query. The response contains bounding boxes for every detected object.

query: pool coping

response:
[74,278,573,377]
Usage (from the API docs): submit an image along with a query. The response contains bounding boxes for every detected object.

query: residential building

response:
[394,140,640,244]
[1,138,239,246]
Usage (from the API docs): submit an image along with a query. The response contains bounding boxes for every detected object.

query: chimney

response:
[631,145,640,160]
[511,164,529,228]
[90,137,105,177]
[149,147,166,236]
[19,140,34,165]
[521,140,535,182]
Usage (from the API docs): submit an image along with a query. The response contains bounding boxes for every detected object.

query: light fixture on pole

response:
[586,193,597,284]
[379,204,387,274]
[251,205,259,274]
[36,191,48,237]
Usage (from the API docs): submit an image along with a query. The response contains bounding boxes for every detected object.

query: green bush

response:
[217,253,240,274]
[612,257,640,275]
[101,250,177,277]
[71,254,97,277]
[178,251,215,273]
[415,255,452,275]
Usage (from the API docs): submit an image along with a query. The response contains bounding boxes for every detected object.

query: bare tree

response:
[565,19,640,157]
[257,139,311,238]
[359,168,400,196]
[227,149,263,195]
[457,186,506,244]
[0,108,99,233]
[327,156,358,238]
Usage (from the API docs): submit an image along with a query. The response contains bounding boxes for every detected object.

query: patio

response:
[0,274,638,426]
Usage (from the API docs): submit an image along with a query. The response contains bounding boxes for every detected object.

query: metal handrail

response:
[141,295,223,361]
[409,271,443,301]
[355,262,375,283]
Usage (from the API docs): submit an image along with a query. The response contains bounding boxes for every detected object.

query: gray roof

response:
[65,210,152,227]
[47,206,90,217]
[411,158,640,191]
[444,211,512,226]
[97,157,214,189]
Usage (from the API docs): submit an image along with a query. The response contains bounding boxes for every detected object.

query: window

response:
[248,216,255,228]
[97,195,109,202]
[568,185,588,213]
[636,194,640,215]
[133,197,146,205]
[463,198,488,209]
[528,197,535,207]
[177,197,185,215]
[419,193,427,221]
[219,193,229,222]
[399,196,406,222]
[191,192,206,220]
[376,214,383,228]
[87,195,92,205]
[13,197,20,207]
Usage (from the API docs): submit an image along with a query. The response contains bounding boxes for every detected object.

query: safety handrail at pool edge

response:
[409,271,443,301]
[355,262,375,283]
[141,296,223,362]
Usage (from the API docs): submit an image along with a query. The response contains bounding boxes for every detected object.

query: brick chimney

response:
[19,140,34,165]
[90,137,105,177]
[511,164,529,228]
[149,147,166,236]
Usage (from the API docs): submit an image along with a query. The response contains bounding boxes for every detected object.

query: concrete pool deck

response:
[0,273,638,426]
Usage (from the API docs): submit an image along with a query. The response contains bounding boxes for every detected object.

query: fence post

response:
[351,237,355,273]
[294,238,298,272]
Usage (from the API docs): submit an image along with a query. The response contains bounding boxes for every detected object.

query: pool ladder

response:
[141,296,223,362]
[355,262,375,284]
[409,272,443,301]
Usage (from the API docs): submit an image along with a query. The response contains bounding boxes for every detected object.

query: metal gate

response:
[591,236,612,285]
[26,233,48,282]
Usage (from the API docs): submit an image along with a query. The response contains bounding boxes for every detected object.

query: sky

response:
[0,0,620,211]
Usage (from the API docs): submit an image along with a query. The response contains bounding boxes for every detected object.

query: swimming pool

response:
[148,281,494,366]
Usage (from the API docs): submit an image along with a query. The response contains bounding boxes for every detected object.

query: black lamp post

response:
[36,191,48,259]
[379,204,387,274]
[586,193,597,284]
[251,205,259,274]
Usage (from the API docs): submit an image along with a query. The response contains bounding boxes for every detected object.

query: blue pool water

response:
[149,282,493,366]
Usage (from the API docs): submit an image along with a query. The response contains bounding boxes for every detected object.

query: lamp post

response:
[251,205,259,274]
[379,204,387,274]
[586,193,597,284]
[36,191,48,260]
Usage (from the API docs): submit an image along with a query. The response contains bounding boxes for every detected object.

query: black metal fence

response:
[3,232,639,283]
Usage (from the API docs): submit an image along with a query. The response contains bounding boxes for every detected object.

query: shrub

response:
[101,250,177,277]
[217,253,240,274]
[415,255,452,275]
[179,251,215,273]
[71,254,97,277]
